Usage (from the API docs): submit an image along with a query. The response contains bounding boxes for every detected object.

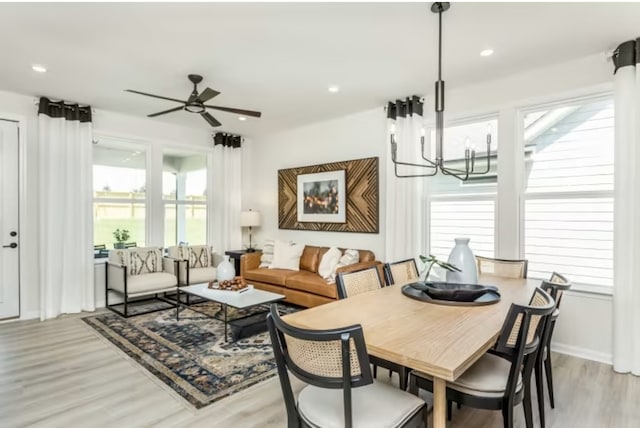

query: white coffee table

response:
[177,283,285,342]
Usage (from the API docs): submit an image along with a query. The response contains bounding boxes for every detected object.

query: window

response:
[93,143,146,247]
[428,117,498,260]
[522,96,614,288]
[163,151,207,247]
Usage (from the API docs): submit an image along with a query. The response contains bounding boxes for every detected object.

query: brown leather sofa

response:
[240,246,381,307]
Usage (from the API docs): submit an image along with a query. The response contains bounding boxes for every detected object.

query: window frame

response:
[425,112,500,258]
[92,133,214,251]
[516,92,614,295]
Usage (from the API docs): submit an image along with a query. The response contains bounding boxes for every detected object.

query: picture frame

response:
[278,157,379,233]
[297,170,346,223]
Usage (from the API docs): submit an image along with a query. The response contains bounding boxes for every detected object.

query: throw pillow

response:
[127,247,163,275]
[330,249,360,282]
[259,239,275,268]
[269,240,305,271]
[318,247,342,280]
[187,245,210,268]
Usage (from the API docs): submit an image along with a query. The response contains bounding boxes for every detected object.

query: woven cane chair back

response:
[476,256,528,279]
[336,266,383,299]
[384,259,420,287]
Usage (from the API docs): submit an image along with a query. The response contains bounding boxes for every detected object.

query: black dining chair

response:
[409,287,556,428]
[336,266,411,390]
[384,258,420,287]
[534,273,572,428]
[476,256,528,279]
[266,305,426,428]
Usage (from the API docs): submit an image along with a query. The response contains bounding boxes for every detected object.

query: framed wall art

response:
[278,157,379,233]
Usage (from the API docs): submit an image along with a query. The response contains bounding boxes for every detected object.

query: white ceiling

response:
[0,2,637,137]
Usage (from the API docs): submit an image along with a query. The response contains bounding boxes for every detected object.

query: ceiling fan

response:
[125,74,262,127]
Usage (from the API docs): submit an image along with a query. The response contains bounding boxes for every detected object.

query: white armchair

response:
[167,245,221,285]
[106,247,179,317]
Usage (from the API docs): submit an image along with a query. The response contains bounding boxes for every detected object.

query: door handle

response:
[2,243,17,248]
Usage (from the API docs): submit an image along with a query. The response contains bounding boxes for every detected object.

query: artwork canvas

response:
[297,170,346,223]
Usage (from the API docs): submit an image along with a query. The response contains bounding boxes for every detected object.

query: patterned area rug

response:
[83,302,296,409]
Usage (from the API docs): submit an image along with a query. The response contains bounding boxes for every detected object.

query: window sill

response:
[565,283,612,298]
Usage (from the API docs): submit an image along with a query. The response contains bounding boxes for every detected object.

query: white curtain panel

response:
[384,112,427,263]
[38,112,95,320]
[613,43,640,375]
[211,142,242,253]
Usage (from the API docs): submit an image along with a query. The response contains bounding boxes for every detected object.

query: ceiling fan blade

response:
[147,105,184,117]
[125,89,185,104]
[196,87,220,103]
[203,105,262,118]
[201,112,221,127]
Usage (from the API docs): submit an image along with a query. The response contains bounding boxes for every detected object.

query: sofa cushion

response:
[187,266,217,284]
[270,241,304,271]
[113,272,177,294]
[110,247,164,276]
[244,268,299,286]
[286,271,338,299]
[300,246,321,273]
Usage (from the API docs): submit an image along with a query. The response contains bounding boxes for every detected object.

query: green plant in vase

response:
[113,229,130,249]
[419,254,461,282]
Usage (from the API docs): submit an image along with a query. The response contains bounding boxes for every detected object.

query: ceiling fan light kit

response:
[125,74,262,128]
[390,2,493,181]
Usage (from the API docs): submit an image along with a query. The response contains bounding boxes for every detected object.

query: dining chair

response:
[384,258,420,287]
[266,305,426,428]
[336,266,411,391]
[476,256,528,279]
[409,287,555,428]
[534,273,572,428]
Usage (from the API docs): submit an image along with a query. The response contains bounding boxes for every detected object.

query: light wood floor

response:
[1,312,638,428]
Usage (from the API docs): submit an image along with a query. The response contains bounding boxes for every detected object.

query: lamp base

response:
[245,248,257,253]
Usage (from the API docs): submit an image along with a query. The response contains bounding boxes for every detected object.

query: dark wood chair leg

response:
[523,379,534,428]
[447,400,452,421]
[544,354,555,408]
[535,360,546,428]
[502,405,514,428]
[399,367,409,391]
[372,364,378,379]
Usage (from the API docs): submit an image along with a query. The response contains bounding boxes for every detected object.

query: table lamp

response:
[240,209,262,252]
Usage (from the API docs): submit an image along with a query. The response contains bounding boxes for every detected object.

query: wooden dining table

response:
[283,275,540,428]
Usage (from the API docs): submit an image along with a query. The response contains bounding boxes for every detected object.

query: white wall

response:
[0,89,211,319]
[245,52,615,364]
[244,108,387,257]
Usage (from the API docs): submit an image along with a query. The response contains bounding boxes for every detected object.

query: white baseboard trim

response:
[20,310,40,320]
[551,342,612,365]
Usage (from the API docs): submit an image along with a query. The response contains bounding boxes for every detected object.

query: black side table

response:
[225,250,260,276]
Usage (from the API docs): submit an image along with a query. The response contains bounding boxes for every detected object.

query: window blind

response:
[430,199,495,261]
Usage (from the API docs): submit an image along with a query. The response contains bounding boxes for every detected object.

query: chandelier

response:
[390,2,493,181]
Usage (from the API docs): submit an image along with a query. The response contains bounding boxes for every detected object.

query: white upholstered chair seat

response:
[111,272,177,295]
[184,266,217,284]
[298,380,425,428]
[412,353,522,399]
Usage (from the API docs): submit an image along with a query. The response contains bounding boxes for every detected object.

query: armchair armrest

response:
[107,263,127,293]
[240,252,262,276]
[163,257,183,283]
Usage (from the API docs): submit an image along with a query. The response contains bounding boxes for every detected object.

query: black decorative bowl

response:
[410,281,499,302]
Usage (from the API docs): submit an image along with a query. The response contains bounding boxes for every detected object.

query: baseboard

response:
[551,342,612,365]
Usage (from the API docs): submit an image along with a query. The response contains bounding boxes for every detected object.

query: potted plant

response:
[419,254,461,281]
[113,229,130,249]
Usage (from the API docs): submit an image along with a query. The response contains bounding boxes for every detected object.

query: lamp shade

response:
[240,210,262,227]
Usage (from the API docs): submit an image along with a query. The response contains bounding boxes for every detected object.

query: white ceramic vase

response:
[217,255,236,281]
[445,238,478,284]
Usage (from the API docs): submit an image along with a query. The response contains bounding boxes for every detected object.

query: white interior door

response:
[0,119,20,319]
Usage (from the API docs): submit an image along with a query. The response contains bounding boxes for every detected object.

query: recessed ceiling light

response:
[238,116,247,121]
[480,49,494,57]
[32,64,47,73]
[328,85,340,93]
